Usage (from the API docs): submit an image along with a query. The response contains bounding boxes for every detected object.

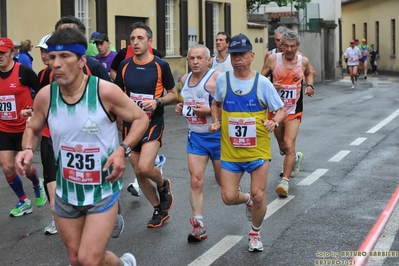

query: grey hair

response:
[274,26,290,35]
[281,30,301,45]
[188,44,211,58]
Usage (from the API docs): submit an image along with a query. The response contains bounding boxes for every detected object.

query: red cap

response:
[0,38,15,52]
[350,40,355,44]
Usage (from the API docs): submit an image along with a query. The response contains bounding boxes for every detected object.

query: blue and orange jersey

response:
[115,54,175,119]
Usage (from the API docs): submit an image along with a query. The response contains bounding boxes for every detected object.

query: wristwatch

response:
[156,98,163,107]
[120,143,132,157]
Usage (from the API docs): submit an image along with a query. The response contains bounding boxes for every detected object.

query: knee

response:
[137,163,154,177]
[283,140,295,153]
[2,164,15,177]
[78,252,102,266]
[221,190,238,205]
[190,175,204,191]
[251,191,266,206]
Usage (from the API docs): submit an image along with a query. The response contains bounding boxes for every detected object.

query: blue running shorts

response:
[221,159,269,173]
[187,130,220,161]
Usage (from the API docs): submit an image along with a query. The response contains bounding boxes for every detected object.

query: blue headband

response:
[47,44,86,55]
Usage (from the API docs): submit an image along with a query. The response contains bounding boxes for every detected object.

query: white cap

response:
[36,34,52,49]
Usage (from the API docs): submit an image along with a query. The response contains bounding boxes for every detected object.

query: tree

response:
[247,0,312,14]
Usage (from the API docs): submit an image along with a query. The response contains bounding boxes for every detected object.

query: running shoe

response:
[10,199,33,217]
[34,178,47,207]
[248,233,264,252]
[351,85,355,89]
[44,218,58,235]
[112,214,124,238]
[120,253,137,266]
[187,217,207,242]
[147,208,170,228]
[276,180,289,198]
[292,152,304,177]
[155,154,166,175]
[127,180,141,197]
[158,178,174,211]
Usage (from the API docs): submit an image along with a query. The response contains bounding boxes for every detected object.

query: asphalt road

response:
[0,74,399,266]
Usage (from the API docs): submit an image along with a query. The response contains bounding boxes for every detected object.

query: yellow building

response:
[342,0,399,72]
[0,0,268,81]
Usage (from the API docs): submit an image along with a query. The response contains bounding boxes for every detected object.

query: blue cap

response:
[227,34,253,53]
[91,31,100,39]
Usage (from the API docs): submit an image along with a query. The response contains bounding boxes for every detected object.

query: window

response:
[165,0,176,56]
[375,21,379,52]
[75,0,91,41]
[212,3,221,55]
[363,23,367,41]
[156,0,187,57]
[205,2,231,56]
[352,24,356,39]
[392,19,396,56]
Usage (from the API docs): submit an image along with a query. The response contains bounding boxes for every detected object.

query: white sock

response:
[194,215,204,226]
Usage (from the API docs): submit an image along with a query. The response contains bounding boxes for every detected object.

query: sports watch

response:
[120,143,132,157]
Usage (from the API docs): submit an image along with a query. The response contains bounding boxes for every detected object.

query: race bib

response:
[228,117,256,147]
[183,100,207,124]
[279,84,297,106]
[0,95,17,120]
[130,93,154,118]
[60,143,102,185]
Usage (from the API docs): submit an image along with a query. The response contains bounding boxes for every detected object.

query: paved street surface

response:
[1,74,399,265]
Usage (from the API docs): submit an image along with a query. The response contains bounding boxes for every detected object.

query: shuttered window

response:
[205,1,213,54]
[156,0,166,57]
[224,3,231,36]
[96,0,107,35]
[61,0,75,17]
[179,0,188,56]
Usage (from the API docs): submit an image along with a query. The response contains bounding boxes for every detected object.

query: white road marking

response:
[350,137,367,145]
[264,196,295,220]
[367,108,399,133]
[298,169,329,186]
[366,205,399,266]
[188,235,243,266]
[329,150,350,162]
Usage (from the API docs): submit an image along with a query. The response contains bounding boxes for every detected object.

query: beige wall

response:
[7,0,59,71]
[6,0,267,80]
[246,27,268,72]
[342,0,399,71]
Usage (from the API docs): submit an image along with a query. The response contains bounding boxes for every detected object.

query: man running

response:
[115,22,177,228]
[209,33,286,252]
[0,37,46,217]
[15,28,146,266]
[175,44,221,242]
[209,32,233,72]
[344,40,362,89]
[261,30,315,197]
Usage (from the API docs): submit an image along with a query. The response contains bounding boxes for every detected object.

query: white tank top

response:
[211,54,233,73]
[180,69,216,133]
[48,76,121,206]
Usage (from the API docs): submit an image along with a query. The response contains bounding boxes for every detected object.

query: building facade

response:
[342,0,399,72]
[250,0,342,83]
[0,0,268,82]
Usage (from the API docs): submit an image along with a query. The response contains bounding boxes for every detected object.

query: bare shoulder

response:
[180,73,188,85]
[34,85,51,111]
[98,79,126,105]
[211,70,221,80]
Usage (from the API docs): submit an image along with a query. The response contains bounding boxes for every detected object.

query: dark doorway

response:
[115,16,146,51]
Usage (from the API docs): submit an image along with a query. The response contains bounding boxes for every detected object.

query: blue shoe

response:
[155,154,166,175]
